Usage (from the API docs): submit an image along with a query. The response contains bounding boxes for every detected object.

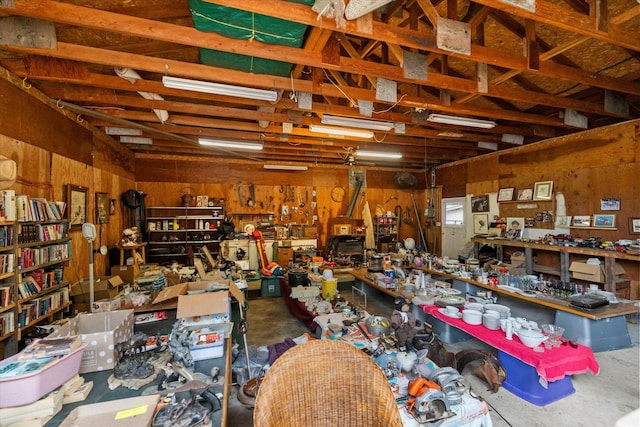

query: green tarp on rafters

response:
[189,0,315,77]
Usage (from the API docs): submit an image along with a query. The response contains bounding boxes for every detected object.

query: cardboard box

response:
[569,261,625,283]
[60,395,159,427]
[70,276,124,304]
[49,310,134,373]
[91,296,122,313]
[110,265,138,286]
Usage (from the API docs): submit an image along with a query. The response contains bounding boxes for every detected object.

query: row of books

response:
[18,222,69,244]
[0,224,14,247]
[17,288,70,327]
[18,276,46,300]
[0,284,14,307]
[0,310,15,336]
[27,267,64,289]
[17,242,71,270]
[15,195,67,223]
[0,253,14,274]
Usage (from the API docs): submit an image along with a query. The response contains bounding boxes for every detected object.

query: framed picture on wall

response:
[497,187,515,202]
[471,195,489,213]
[533,181,554,200]
[630,218,640,234]
[555,215,572,228]
[600,198,620,211]
[473,213,489,235]
[516,188,533,201]
[572,216,591,227]
[95,192,108,224]
[109,198,117,215]
[593,214,615,228]
[67,184,88,229]
[505,217,524,239]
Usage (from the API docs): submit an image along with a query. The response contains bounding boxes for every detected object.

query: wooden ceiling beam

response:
[4,0,638,97]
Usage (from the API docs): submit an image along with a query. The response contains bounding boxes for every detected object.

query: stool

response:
[116,242,147,269]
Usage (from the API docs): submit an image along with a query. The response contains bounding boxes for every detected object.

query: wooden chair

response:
[253,339,403,427]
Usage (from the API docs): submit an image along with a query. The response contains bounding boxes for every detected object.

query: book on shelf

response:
[0,357,56,378]
[1,189,16,222]
[19,335,83,360]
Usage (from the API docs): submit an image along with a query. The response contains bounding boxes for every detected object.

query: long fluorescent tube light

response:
[356,150,403,159]
[106,127,142,136]
[163,76,278,102]
[478,141,498,150]
[321,115,394,131]
[309,124,374,139]
[263,164,308,171]
[427,114,496,129]
[199,138,263,151]
[120,136,152,144]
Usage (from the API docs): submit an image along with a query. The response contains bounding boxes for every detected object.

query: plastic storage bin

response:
[498,351,575,406]
[0,343,87,408]
[261,276,282,297]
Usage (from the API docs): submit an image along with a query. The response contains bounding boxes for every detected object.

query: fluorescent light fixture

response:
[162,76,278,102]
[356,150,403,159]
[478,141,498,150]
[309,124,374,139]
[198,138,263,151]
[106,127,142,136]
[321,115,394,131]
[263,164,308,171]
[120,136,152,144]
[501,134,525,145]
[427,114,496,129]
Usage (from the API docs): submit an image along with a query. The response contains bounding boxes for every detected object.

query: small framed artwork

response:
[533,181,554,200]
[505,217,524,239]
[593,214,615,228]
[109,198,117,215]
[600,198,620,211]
[630,218,640,234]
[473,213,489,235]
[516,188,533,201]
[555,215,572,228]
[471,195,489,213]
[573,216,591,227]
[95,192,109,224]
[497,187,515,202]
[196,195,209,207]
[67,184,88,229]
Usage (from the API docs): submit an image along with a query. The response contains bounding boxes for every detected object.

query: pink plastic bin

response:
[0,343,87,408]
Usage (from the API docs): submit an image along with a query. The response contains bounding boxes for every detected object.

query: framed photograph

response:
[533,181,554,200]
[67,184,88,228]
[600,198,620,211]
[95,192,108,224]
[473,213,489,235]
[630,218,640,234]
[471,195,489,213]
[593,214,615,228]
[505,217,524,239]
[555,215,572,228]
[572,216,591,227]
[516,188,533,201]
[109,198,117,215]
[497,187,515,202]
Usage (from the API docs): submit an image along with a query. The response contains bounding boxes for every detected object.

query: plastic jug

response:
[321,279,338,300]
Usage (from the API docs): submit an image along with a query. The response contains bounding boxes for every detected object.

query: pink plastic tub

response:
[0,343,87,408]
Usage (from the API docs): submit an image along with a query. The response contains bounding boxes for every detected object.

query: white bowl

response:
[484,304,511,319]
[462,309,483,325]
[515,329,548,348]
[482,312,501,330]
[464,302,484,312]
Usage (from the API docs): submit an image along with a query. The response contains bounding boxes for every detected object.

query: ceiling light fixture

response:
[120,136,152,144]
[106,127,142,136]
[321,115,394,131]
[478,141,498,150]
[162,76,278,102]
[356,150,403,159]
[309,125,374,139]
[199,138,263,151]
[263,164,308,171]
[428,114,496,129]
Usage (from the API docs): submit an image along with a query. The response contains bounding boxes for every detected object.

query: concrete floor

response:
[228,286,640,427]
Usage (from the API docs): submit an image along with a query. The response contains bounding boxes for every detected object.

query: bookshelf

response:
[0,220,17,358]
